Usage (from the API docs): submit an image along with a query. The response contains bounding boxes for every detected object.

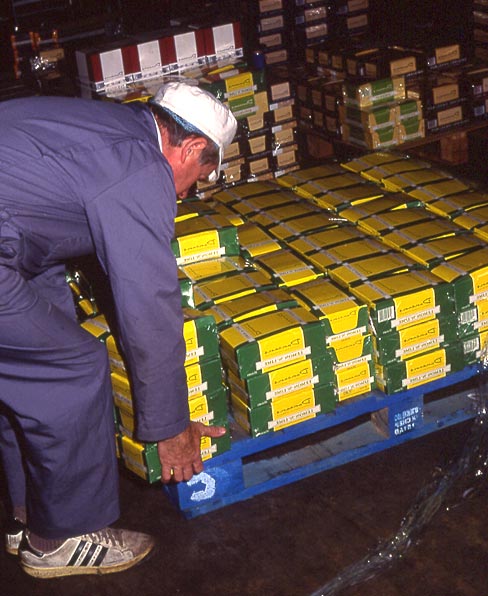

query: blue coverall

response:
[0,96,189,539]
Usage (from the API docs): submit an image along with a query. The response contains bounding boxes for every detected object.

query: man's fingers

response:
[161,463,174,484]
[198,423,227,438]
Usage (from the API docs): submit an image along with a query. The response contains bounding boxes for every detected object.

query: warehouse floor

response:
[1,412,488,596]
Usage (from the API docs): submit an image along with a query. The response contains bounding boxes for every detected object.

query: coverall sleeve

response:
[85,153,189,442]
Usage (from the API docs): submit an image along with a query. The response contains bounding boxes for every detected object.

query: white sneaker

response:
[19,527,155,578]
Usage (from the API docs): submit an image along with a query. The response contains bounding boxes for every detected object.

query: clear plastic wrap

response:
[311,345,488,596]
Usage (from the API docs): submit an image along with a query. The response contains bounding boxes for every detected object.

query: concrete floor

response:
[1,413,488,596]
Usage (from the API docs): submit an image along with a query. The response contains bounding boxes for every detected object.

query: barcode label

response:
[378,305,395,323]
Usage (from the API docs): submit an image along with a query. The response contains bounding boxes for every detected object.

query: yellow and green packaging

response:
[403,234,484,269]
[289,277,368,336]
[231,383,336,437]
[431,248,488,311]
[227,355,334,408]
[193,269,275,309]
[357,207,437,237]
[339,102,398,130]
[306,237,390,274]
[381,167,450,194]
[219,307,327,379]
[375,343,465,394]
[172,214,240,265]
[342,76,406,107]
[333,354,375,401]
[460,329,488,365]
[222,188,302,219]
[179,255,251,284]
[345,154,432,184]
[407,178,471,204]
[338,195,423,225]
[212,180,284,206]
[432,192,488,220]
[252,248,323,287]
[372,314,459,365]
[183,308,220,365]
[249,201,321,229]
[185,357,225,399]
[267,211,343,242]
[328,250,420,288]
[204,288,298,330]
[276,163,359,190]
[237,222,283,259]
[347,269,455,335]
[286,224,367,256]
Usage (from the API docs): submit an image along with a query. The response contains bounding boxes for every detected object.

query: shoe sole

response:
[20,543,154,579]
[6,544,19,556]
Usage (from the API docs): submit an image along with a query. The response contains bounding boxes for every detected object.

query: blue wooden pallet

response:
[163,365,480,518]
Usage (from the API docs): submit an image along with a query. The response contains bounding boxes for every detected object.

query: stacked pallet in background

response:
[240,0,372,67]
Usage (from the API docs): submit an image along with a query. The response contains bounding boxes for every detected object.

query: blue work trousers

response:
[0,264,120,539]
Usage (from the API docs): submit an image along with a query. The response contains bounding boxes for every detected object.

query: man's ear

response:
[180,136,208,165]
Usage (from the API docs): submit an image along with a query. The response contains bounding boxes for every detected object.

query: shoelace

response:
[85,528,124,548]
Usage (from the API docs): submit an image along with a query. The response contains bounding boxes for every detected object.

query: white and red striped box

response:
[133,28,207,77]
[76,39,143,91]
[203,22,244,63]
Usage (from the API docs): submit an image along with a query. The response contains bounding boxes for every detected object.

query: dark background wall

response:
[0,0,474,80]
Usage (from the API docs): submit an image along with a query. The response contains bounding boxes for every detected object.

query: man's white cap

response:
[151,81,237,182]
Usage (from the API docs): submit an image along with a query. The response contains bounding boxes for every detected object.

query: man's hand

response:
[157,422,226,483]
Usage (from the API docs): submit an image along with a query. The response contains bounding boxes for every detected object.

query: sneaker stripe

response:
[92,546,108,567]
[67,540,87,566]
[79,543,99,567]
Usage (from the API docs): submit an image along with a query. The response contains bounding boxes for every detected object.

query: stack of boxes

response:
[205,172,379,435]
[241,0,291,68]
[462,65,488,120]
[339,152,487,391]
[240,0,372,65]
[72,152,487,450]
[221,307,336,437]
[473,0,488,65]
[193,63,300,196]
[75,21,243,95]
[294,32,482,156]
[64,5,488,456]
[289,278,373,401]
[340,75,424,149]
[79,308,230,483]
[292,0,330,57]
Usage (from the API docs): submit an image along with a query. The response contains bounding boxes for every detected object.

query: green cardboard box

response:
[183,308,220,365]
[172,214,240,265]
[205,288,298,330]
[347,269,455,335]
[431,247,488,311]
[219,307,327,379]
[372,314,459,365]
[227,355,334,408]
[374,343,465,394]
[231,382,336,437]
[193,269,276,310]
